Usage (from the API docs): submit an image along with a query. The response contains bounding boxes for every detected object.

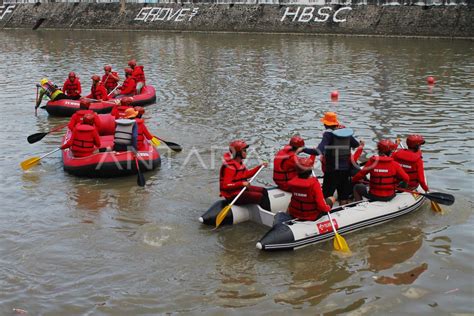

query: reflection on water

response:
[0,29,473,314]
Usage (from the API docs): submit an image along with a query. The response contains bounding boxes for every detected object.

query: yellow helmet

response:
[40,78,49,86]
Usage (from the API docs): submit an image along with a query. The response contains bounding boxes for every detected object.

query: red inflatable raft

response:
[61,114,161,178]
[45,85,157,117]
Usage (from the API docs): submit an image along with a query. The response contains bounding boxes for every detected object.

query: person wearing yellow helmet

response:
[35,77,69,109]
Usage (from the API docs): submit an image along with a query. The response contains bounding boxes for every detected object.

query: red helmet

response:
[82,113,95,125]
[134,106,145,116]
[289,135,305,148]
[377,139,397,154]
[406,134,425,149]
[128,59,137,67]
[91,75,100,82]
[79,99,91,109]
[124,67,133,75]
[104,65,112,72]
[68,72,76,78]
[229,140,249,155]
[296,157,314,172]
[121,97,133,106]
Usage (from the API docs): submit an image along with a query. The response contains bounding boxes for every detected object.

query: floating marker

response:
[427,76,435,84]
[331,90,339,100]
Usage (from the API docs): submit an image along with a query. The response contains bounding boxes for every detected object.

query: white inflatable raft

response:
[199,187,426,251]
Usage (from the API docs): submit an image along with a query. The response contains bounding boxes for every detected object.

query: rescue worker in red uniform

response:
[219,140,270,210]
[62,72,82,100]
[128,59,146,93]
[101,65,120,94]
[67,99,101,131]
[114,68,136,97]
[133,106,155,151]
[85,75,109,101]
[273,135,306,191]
[61,113,101,158]
[352,139,409,202]
[273,157,335,225]
[111,96,133,119]
[392,134,429,192]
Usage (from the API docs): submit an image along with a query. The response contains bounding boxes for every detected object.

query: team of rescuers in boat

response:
[219,112,429,224]
[35,59,146,109]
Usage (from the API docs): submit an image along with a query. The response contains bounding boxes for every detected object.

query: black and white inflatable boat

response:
[199,187,426,251]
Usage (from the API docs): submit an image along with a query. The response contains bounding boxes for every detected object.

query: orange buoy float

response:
[427,76,435,85]
[331,90,339,100]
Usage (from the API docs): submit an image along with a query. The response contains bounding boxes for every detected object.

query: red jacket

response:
[119,77,136,95]
[353,156,409,198]
[61,124,100,157]
[67,110,101,131]
[132,65,146,84]
[392,149,428,191]
[62,78,81,98]
[135,118,154,151]
[111,104,132,119]
[219,153,262,199]
[86,83,109,101]
[101,72,119,91]
[287,176,330,220]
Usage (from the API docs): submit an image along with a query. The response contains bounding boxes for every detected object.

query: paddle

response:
[20,147,61,171]
[132,150,146,187]
[215,165,265,228]
[35,86,39,116]
[152,136,182,152]
[27,122,68,144]
[395,187,454,206]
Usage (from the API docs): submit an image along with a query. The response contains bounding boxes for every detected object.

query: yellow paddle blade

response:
[333,232,350,253]
[215,204,231,228]
[431,201,443,213]
[151,137,161,147]
[20,156,41,170]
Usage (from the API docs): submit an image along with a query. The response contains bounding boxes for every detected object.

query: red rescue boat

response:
[45,85,157,117]
[61,114,160,177]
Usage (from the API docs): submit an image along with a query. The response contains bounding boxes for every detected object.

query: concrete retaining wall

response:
[1,3,473,37]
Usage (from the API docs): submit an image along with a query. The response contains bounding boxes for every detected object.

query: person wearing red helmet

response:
[352,139,409,202]
[392,135,429,192]
[273,135,308,191]
[67,99,101,131]
[219,140,270,209]
[101,65,120,94]
[85,75,109,101]
[62,72,82,100]
[111,96,134,119]
[274,157,335,225]
[61,113,101,157]
[114,68,136,97]
[133,106,155,151]
[128,59,146,93]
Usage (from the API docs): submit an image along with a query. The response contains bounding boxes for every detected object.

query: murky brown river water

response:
[0,29,473,315]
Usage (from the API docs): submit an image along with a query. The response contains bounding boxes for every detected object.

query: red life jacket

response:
[132,65,146,84]
[287,177,325,221]
[71,124,98,157]
[111,105,132,119]
[273,146,297,191]
[120,77,137,95]
[368,156,400,198]
[68,109,94,130]
[135,118,153,150]
[219,153,250,199]
[101,72,119,91]
[392,149,423,189]
[90,83,109,101]
[63,78,81,97]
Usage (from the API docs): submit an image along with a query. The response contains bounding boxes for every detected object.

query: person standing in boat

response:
[61,114,101,158]
[114,68,136,98]
[134,106,156,151]
[352,139,409,202]
[67,99,101,131]
[273,135,306,192]
[111,96,134,119]
[85,75,109,102]
[101,65,120,94]
[112,108,138,152]
[303,112,360,205]
[220,140,270,210]
[62,72,82,100]
[128,59,146,94]
[35,78,70,109]
[392,134,429,192]
[274,157,335,225]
